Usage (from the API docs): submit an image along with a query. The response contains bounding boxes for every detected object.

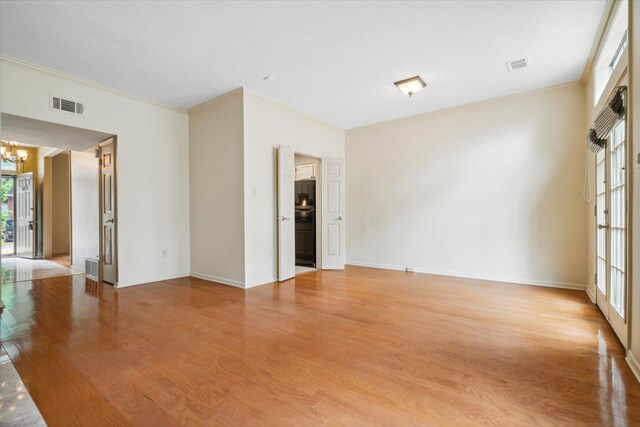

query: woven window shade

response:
[586,86,626,153]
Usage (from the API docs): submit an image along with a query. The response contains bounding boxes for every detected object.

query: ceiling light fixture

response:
[0,140,28,163]
[394,76,426,97]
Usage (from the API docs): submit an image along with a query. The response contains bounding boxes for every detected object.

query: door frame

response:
[593,73,630,348]
[98,137,119,286]
[293,151,323,271]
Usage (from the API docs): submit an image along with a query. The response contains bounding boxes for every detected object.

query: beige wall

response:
[51,151,70,255]
[243,89,345,287]
[1,57,190,287]
[189,90,246,287]
[70,151,99,271]
[346,83,588,287]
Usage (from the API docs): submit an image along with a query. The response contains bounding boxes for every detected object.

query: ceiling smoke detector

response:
[506,58,528,73]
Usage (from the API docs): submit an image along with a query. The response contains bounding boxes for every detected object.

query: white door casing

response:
[278,145,295,281]
[16,172,35,259]
[321,157,345,270]
[100,139,118,285]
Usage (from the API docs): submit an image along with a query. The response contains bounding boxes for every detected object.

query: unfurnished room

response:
[0,1,639,426]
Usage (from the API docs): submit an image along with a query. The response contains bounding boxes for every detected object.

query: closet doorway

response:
[294,154,319,276]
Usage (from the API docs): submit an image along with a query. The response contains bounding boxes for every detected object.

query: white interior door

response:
[595,119,628,347]
[321,158,345,270]
[16,172,35,259]
[278,145,295,281]
[100,139,118,285]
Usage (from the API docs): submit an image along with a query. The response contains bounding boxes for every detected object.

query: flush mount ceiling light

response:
[394,75,426,97]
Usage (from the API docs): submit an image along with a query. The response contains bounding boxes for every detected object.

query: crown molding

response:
[241,87,345,133]
[187,87,244,114]
[0,55,187,114]
[348,80,583,132]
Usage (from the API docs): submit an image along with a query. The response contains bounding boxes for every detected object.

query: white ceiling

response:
[0,1,605,129]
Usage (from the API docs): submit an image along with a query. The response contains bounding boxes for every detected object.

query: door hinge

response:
[594,273,597,284]
[594,205,597,216]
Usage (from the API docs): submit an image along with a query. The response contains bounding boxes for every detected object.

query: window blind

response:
[586,86,626,153]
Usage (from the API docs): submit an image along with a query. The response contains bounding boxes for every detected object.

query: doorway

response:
[277,145,345,282]
[594,99,628,347]
[294,154,319,276]
[0,114,118,286]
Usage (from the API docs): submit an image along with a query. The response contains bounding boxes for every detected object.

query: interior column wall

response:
[51,151,70,255]
[70,151,99,271]
[188,90,246,287]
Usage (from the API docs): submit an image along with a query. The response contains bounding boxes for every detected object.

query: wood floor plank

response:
[1,267,639,426]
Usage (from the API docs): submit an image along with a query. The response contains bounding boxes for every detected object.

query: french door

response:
[15,172,36,259]
[595,118,627,347]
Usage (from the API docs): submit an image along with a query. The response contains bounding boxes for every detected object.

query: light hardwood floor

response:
[1,266,639,426]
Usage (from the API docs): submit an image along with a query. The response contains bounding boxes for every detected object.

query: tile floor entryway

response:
[1,256,80,285]
[0,345,46,426]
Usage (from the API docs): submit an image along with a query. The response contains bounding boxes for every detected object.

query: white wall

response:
[70,151,99,271]
[0,57,190,287]
[243,89,345,287]
[189,90,245,287]
[51,151,70,255]
[346,83,588,288]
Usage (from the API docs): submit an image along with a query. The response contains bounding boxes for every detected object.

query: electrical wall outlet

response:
[406,267,415,273]
[161,249,168,258]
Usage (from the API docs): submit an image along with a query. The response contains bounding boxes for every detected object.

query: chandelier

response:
[0,140,28,163]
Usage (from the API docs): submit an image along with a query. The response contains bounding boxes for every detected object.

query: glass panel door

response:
[1,175,16,256]
[594,117,627,347]
[595,149,608,317]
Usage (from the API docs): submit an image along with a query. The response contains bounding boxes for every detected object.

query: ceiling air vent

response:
[506,58,528,73]
[51,96,84,115]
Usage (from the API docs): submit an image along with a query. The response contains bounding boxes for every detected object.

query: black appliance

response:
[295,180,316,267]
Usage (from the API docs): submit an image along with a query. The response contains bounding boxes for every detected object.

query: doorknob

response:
[281,216,290,221]
[106,218,115,224]
[597,224,609,230]
[337,216,343,221]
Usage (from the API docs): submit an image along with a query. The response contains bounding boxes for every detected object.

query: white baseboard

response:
[346,260,587,291]
[190,272,245,289]
[585,286,596,303]
[627,350,640,383]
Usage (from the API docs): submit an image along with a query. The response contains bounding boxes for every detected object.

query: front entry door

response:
[595,119,627,347]
[100,139,117,284]
[15,172,35,259]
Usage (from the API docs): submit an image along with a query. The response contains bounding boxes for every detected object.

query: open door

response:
[278,145,295,281]
[15,172,35,259]
[321,158,345,269]
[99,138,118,285]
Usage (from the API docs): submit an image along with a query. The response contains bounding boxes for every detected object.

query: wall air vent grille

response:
[506,58,528,73]
[85,257,99,281]
[51,95,84,115]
